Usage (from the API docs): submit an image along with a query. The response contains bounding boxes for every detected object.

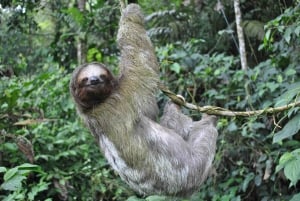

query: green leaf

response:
[275,82,300,106]
[295,26,300,36]
[1,174,26,191]
[227,122,238,132]
[65,8,84,25]
[290,193,300,201]
[277,74,283,83]
[126,196,145,201]
[285,68,296,76]
[266,82,279,92]
[276,149,300,186]
[0,166,7,173]
[273,114,300,143]
[170,62,181,74]
[242,173,254,192]
[146,195,167,201]
[87,48,102,62]
[277,152,294,170]
[28,182,50,201]
[264,29,272,42]
[18,163,40,170]
[284,159,300,186]
[3,167,18,181]
[3,142,17,152]
[283,27,293,43]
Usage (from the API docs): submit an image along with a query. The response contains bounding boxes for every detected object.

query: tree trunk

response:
[234,0,247,70]
[77,0,86,65]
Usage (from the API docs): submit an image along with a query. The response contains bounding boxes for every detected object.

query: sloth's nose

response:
[89,76,100,85]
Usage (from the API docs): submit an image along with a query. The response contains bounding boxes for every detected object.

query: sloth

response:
[70,3,218,197]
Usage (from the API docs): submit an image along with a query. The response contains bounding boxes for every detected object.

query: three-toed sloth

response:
[70,3,218,197]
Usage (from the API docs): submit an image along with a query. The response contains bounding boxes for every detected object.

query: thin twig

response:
[159,84,300,117]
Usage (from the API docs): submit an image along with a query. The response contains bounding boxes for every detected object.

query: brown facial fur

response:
[70,63,117,111]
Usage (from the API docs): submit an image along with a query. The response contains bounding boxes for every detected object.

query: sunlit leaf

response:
[65,7,84,25]
[0,166,7,173]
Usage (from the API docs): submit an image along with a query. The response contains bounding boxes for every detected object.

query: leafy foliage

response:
[0,0,299,201]
[0,63,133,200]
[276,149,300,187]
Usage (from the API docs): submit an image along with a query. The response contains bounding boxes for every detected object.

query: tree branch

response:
[159,85,300,117]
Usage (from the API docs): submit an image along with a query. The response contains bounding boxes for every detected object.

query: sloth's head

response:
[70,62,117,110]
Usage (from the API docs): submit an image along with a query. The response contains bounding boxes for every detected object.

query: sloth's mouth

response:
[85,81,104,87]
[85,83,100,87]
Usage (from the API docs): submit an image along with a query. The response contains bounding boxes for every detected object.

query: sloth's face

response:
[72,63,116,109]
[77,64,110,87]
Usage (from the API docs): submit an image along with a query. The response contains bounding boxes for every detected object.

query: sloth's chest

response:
[97,135,155,194]
[97,134,191,195]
